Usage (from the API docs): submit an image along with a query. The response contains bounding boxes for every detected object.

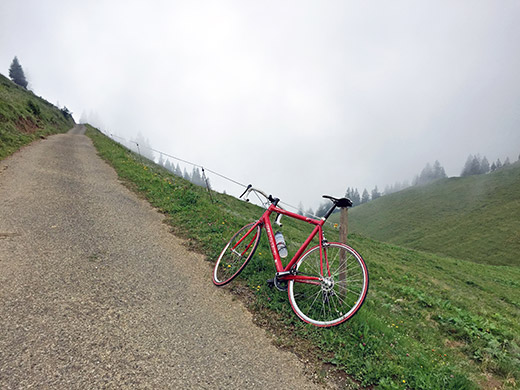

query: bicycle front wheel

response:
[213,222,261,286]
[288,243,368,327]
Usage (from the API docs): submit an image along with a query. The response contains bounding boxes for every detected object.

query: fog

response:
[1,1,519,210]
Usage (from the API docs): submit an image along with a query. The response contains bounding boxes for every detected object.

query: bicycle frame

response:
[242,203,328,283]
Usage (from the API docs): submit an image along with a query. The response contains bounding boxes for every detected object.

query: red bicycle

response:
[213,185,369,327]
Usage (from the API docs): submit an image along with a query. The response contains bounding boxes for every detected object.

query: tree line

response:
[305,150,519,217]
[460,154,516,177]
[157,154,210,188]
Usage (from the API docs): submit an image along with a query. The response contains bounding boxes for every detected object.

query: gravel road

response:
[0,126,329,389]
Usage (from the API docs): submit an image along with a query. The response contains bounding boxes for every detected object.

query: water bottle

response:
[275,231,288,258]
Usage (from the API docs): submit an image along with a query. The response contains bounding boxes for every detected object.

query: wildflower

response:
[402,380,406,383]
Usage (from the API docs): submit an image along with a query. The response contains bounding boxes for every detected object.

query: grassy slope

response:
[86,125,519,390]
[0,73,75,160]
[340,165,520,267]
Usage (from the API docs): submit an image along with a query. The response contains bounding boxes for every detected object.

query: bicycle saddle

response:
[323,195,353,208]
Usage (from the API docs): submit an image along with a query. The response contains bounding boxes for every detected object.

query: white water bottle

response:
[275,231,288,258]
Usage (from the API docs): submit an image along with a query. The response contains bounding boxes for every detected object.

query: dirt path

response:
[0,126,329,389]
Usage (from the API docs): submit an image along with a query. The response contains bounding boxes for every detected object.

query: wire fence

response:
[99,129,343,230]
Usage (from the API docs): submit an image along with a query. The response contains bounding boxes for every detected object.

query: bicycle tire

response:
[213,222,261,286]
[288,243,368,327]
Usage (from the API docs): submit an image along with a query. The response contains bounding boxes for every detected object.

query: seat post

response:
[322,203,337,220]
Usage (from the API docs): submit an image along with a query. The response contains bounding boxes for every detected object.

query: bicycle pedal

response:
[266,278,275,288]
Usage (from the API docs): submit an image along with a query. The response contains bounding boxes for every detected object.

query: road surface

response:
[0,126,330,389]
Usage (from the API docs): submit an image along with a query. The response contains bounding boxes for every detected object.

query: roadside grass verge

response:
[0,73,75,160]
[87,125,519,390]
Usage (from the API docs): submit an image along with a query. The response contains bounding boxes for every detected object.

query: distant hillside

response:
[0,73,75,159]
[343,163,520,266]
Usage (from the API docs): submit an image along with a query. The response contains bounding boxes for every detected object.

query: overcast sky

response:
[1,1,519,210]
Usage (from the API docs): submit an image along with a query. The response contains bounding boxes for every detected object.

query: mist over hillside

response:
[344,162,520,266]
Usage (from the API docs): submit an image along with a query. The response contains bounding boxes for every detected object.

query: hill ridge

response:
[345,162,520,266]
[0,72,75,160]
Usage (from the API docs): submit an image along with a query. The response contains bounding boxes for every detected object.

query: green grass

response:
[333,166,520,267]
[86,125,520,390]
[0,73,75,160]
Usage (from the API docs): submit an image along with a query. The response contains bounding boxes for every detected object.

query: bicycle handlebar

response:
[240,185,273,203]
[240,184,283,225]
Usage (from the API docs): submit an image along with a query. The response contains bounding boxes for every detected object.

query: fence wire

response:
[101,130,342,229]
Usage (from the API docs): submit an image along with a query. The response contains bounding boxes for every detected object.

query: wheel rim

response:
[214,223,259,285]
[288,243,368,327]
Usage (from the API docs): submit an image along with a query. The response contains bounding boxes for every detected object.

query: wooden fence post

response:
[338,207,348,297]
[339,207,348,244]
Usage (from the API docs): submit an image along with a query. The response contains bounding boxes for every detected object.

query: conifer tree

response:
[183,168,190,181]
[480,157,490,174]
[9,56,28,88]
[351,188,361,206]
[174,164,183,177]
[191,167,205,186]
[433,160,447,179]
[315,202,330,218]
[461,155,482,176]
[371,186,381,200]
[361,189,370,204]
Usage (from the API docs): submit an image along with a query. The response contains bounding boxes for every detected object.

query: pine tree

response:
[315,202,330,218]
[191,167,205,186]
[461,155,482,177]
[433,160,447,179]
[361,189,370,204]
[480,157,490,174]
[351,188,360,206]
[371,186,381,200]
[183,168,190,181]
[174,164,183,177]
[9,56,28,88]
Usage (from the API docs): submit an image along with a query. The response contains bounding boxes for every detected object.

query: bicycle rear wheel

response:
[213,222,261,286]
[288,243,368,327]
